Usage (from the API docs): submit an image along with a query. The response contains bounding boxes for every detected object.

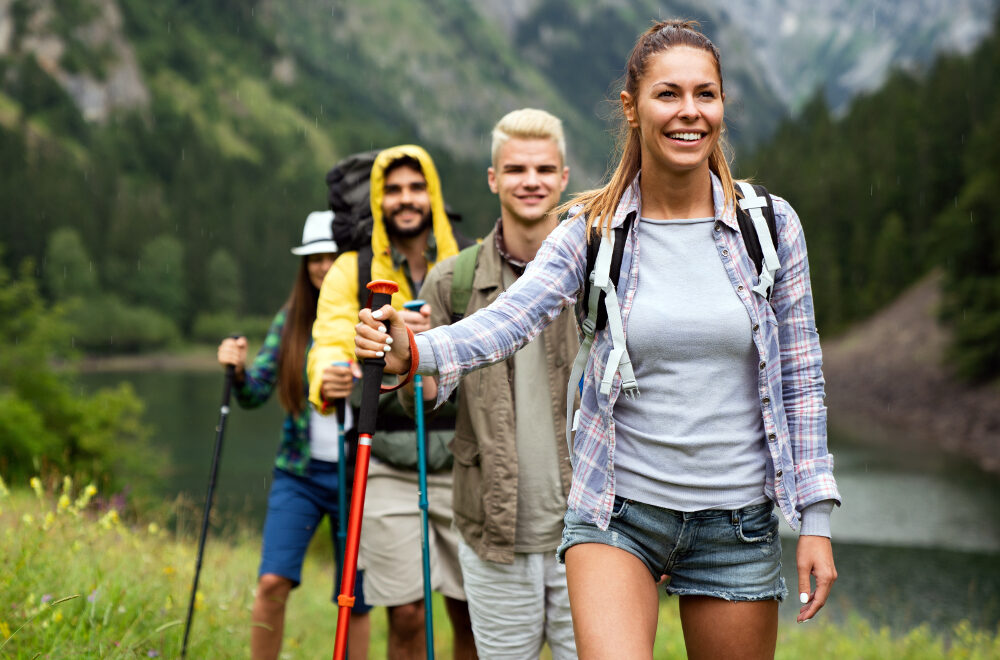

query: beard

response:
[385,205,434,238]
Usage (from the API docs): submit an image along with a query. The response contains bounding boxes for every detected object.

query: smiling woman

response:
[356,19,839,660]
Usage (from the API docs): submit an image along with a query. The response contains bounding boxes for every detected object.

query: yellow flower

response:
[52,611,63,623]
[147,522,160,536]
[74,484,98,511]
[0,620,11,639]
[163,565,175,576]
[61,475,72,495]
[30,477,43,499]
[58,494,71,512]
[99,509,120,530]
[22,513,34,525]
[43,511,55,530]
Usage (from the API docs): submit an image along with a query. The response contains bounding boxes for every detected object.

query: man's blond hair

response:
[491,108,566,168]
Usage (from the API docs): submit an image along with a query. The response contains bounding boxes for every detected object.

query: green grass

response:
[2,475,998,658]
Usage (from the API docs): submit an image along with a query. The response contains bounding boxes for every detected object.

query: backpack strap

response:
[356,245,374,310]
[449,243,481,323]
[582,214,633,332]
[565,213,639,460]
[735,182,780,301]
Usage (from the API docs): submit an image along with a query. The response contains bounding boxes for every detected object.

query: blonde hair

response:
[557,20,738,239]
[491,108,566,168]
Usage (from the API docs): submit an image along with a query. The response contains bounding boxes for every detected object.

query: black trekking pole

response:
[333,280,399,660]
[181,346,237,658]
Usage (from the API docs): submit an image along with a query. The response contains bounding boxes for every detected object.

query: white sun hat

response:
[290,211,339,255]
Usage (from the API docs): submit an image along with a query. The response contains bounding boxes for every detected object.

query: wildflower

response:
[147,522,160,536]
[194,591,204,611]
[41,594,53,604]
[58,494,71,512]
[74,483,98,511]
[148,650,160,658]
[43,511,55,529]
[52,611,63,623]
[99,509,120,530]
[30,477,44,498]
[62,475,72,495]
[162,565,175,576]
[88,589,98,603]
[22,513,34,525]
[0,621,11,639]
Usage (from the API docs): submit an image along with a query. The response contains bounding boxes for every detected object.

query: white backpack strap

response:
[565,232,612,461]
[736,181,781,298]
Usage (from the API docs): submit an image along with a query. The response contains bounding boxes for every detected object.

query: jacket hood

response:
[369,144,459,259]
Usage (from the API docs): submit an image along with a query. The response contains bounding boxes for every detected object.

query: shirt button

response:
[762,396,770,405]
[776,469,783,479]
[752,323,760,332]
[738,285,744,292]
[768,433,776,442]
[721,249,729,257]
[714,223,721,232]
[759,361,766,370]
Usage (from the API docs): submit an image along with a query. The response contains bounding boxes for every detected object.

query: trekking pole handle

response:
[357,281,398,437]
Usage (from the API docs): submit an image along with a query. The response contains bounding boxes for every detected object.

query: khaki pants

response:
[357,459,465,606]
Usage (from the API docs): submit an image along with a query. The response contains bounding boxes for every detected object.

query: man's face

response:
[488,137,569,226]
[382,165,433,238]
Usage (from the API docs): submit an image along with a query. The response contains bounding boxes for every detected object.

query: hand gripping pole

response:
[332,280,398,660]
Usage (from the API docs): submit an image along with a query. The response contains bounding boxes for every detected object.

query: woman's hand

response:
[217,336,247,379]
[796,535,837,622]
[355,304,411,375]
[321,362,360,401]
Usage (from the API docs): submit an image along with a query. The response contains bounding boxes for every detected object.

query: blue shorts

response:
[259,461,373,613]
[557,497,787,602]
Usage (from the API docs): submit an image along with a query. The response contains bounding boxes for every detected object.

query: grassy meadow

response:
[1,475,998,659]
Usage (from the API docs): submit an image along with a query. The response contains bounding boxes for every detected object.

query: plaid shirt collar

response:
[493,218,529,275]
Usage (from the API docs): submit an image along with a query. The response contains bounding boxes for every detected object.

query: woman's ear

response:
[621,91,638,128]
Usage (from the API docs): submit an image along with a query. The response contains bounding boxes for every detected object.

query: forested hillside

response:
[1,0,994,364]
[740,16,1000,380]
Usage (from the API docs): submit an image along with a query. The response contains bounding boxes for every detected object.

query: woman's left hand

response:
[796,535,837,622]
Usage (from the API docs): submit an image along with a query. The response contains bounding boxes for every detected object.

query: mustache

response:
[389,203,422,218]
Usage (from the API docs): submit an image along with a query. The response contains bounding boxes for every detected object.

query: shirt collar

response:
[493,218,529,275]
[609,171,739,230]
[389,231,438,270]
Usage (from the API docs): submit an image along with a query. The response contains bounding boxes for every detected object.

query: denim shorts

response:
[259,461,373,613]
[557,497,787,602]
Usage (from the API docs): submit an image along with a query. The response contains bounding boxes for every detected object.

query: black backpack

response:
[326,150,380,254]
[581,183,779,333]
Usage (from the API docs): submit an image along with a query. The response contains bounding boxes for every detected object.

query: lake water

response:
[81,369,1000,634]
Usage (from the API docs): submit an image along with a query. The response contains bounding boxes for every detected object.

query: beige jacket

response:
[418,226,578,564]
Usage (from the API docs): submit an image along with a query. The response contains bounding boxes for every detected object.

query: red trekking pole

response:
[333,280,399,660]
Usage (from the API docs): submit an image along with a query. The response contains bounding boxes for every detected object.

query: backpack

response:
[565,182,781,450]
[449,243,481,323]
[326,151,380,254]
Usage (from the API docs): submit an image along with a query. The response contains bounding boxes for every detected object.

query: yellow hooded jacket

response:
[308,144,461,410]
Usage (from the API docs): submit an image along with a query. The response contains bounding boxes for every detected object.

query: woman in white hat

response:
[217,211,372,660]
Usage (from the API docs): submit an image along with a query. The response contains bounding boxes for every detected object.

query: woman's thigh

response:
[564,543,659,660]
[679,596,778,660]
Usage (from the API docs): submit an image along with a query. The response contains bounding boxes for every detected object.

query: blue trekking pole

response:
[404,299,434,659]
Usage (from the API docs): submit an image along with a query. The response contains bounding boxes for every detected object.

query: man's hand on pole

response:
[356,305,411,375]
[321,362,360,401]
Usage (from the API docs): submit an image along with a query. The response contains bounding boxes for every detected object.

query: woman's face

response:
[306,253,336,290]
[622,46,725,177]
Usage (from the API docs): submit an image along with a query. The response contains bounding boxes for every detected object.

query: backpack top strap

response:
[736,182,780,301]
[449,243,481,323]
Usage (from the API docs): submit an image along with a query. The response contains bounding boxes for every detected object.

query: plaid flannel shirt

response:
[418,173,841,531]
[234,309,312,475]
